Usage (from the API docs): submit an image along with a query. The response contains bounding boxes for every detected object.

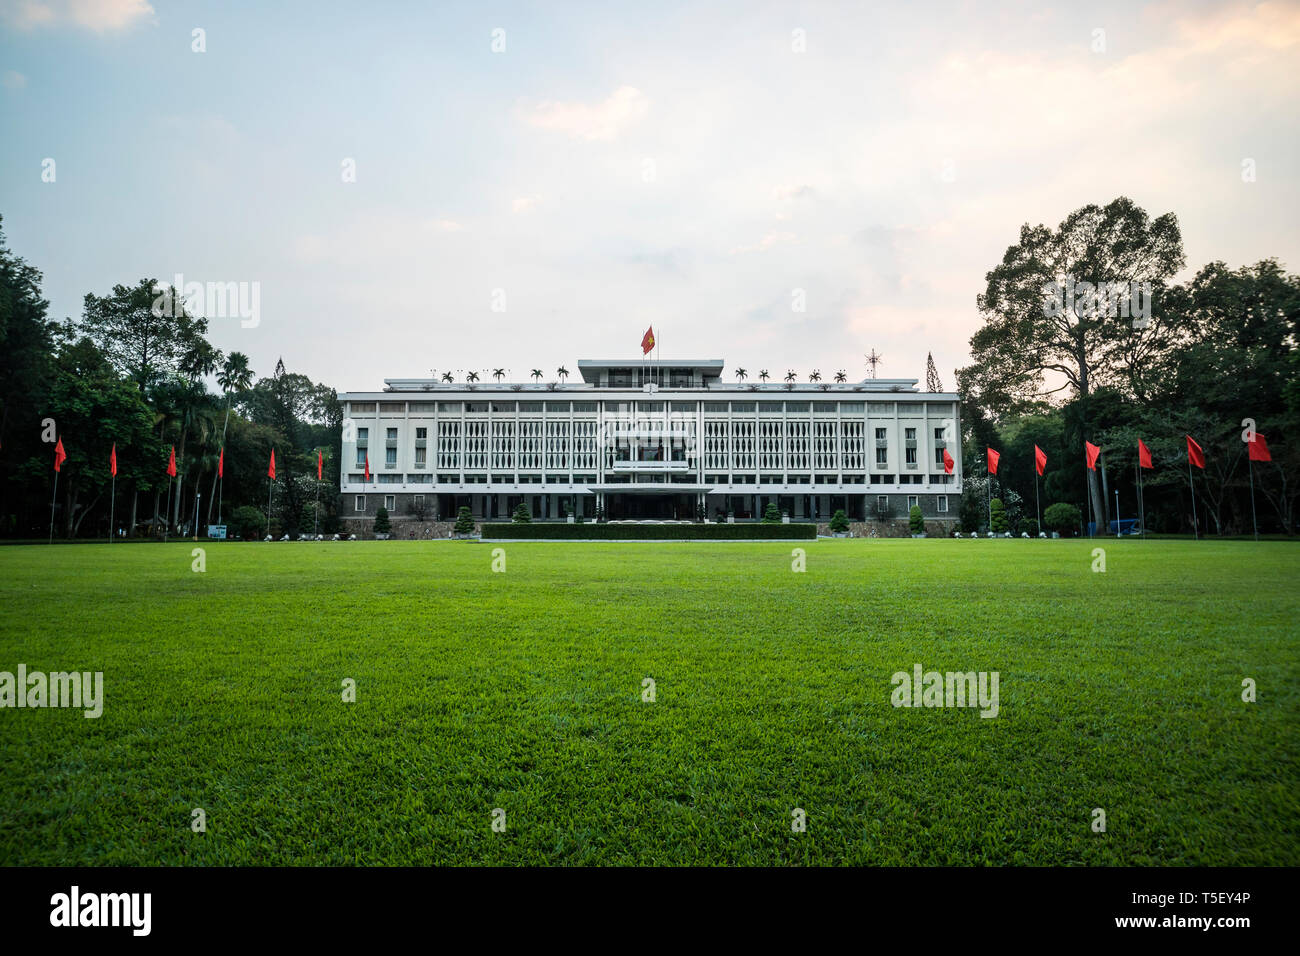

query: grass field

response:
[1,538,1296,866]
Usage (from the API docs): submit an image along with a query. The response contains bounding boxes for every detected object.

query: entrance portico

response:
[590,485,711,521]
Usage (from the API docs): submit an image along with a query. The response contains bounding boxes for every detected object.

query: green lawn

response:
[0,539,1296,866]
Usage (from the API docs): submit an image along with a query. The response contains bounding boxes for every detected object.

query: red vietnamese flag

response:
[109,443,117,477]
[1085,441,1101,471]
[1034,444,1047,476]
[1247,432,1272,462]
[986,447,1000,475]
[317,449,323,480]
[1138,438,1153,469]
[1186,435,1205,469]
[217,446,224,478]
[641,326,655,355]
[942,448,954,475]
[53,437,67,473]
[167,445,177,477]
[364,453,370,483]
[268,449,276,480]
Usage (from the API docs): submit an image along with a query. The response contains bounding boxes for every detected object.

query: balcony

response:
[611,459,691,471]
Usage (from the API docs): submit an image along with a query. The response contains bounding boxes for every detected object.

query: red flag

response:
[268,449,276,480]
[1247,432,1272,462]
[1186,435,1205,470]
[364,453,370,483]
[1138,438,1153,469]
[217,446,224,479]
[317,449,323,480]
[942,448,954,475]
[1034,444,1047,476]
[1085,441,1101,471]
[641,326,655,355]
[53,437,67,473]
[986,447,999,475]
[167,445,177,477]
[110,443,117,477]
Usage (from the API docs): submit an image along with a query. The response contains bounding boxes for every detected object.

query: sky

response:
[2,0,1298,392]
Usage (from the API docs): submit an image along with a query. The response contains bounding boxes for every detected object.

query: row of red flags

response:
[51,434,1272,479]
[985,433,1272,476]
[53,442,327,481]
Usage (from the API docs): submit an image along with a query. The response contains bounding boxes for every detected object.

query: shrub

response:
[1043,502,1081,536]
[480,522,816,540]
[511,502,532,524]
[230,505,265,541]
[989,498,1009,533]
[373,507,391,535]
[762,502,782,524]
[453,506,475,535]
[1021,517,1040,537]
[829,509,850,533]
[909,504,925,535]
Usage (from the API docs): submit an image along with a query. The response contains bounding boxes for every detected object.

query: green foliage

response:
[373,506,391,534]
[1044,502,1081,535]
[762,501,782,523]
[989,498,1009,533]
[1,539,1295,865]
[1021,517,1040,537]
[909,504,925,534]
[453,506,475,535]
[829,509,850,533]
[511,502,532,524]
[481,522,816,540]
[229,505,265,540]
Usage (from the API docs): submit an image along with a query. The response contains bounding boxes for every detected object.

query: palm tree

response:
[784,370,797,384]
[441,372,454,383]
[556,366,569,384]
[466,371,480,386]
[834,370,847,383]
[531,369,544,383]
[759,370,770,383]
[735,368,747,382]
[206,351,254,525]
[492,368,505,383]
[809,370,822,384]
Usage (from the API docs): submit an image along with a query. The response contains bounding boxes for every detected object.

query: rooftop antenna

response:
[865,349,883,379]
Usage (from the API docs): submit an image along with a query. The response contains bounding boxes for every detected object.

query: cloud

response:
[2,70,26,89]
[729,232,797,255]
[522,85,648,141]
[1,0,155,31]
[511,196,542,214]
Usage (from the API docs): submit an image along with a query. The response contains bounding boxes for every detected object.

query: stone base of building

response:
[815,518,959,538]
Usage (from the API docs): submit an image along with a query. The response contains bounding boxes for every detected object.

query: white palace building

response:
[338,360,962,525]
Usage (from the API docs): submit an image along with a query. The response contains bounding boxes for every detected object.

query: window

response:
[354,495,366,512]
[937,495,948,513]
[906,447,917,464]
[413,494,424,509]
[876,447,888,465]
[491,401,516,413]
[387,428,397,442]
[908,495,919,510]
[934,427,945,442]
[355,427,369,467]
[905,427,917,441]
[386,447,397,467]
[384,495,395,511]
[875,427,887,441]
[935,447,945,465]
[877,495,889,511]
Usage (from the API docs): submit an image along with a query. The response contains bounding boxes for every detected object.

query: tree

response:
[989,497,1009,533]
[454,505,475,534]
[735,368,747,382]
[829,509,849,532]
[531,369,543,383]
[373,506,391,535]
[229,505,265,540]
[512,502,532,523]
[958,197,1185,525]
[557,366,569,384]
[762,501,781,523]
[79,278,211,392]
[492,368,505,383]
[759,370,770,383]
[909,504,925,535]
[1044,502,1081,536]
[207,351,255,525]
[834,370,847,384]
[925,352,944,393]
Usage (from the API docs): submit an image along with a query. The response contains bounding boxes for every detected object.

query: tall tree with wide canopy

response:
[958,197,1185,523]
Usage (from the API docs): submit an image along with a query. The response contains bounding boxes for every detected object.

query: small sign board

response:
[207,525,227,539]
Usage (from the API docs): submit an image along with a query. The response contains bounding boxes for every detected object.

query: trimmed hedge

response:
[480,522,817,540]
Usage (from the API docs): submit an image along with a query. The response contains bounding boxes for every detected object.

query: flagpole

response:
[1249,455,1258,541]
[164,475,172,543]
[1034,469,1040,534]
[218,447,224,525]
[267,473,273,539]
[315,449,321,539]
[48,469,59,545]
[1137,460,1145,540]
[1187,456,1199,540]
[110,472,116,544]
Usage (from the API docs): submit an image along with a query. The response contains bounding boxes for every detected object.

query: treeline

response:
[954,197,1299,535]
[0,217,343,539]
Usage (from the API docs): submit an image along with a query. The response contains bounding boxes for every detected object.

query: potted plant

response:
[909,504,926,537]
[453,505,475,538]
[829,509,850,536]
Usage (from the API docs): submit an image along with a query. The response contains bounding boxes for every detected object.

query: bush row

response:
[480,522,818,540]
